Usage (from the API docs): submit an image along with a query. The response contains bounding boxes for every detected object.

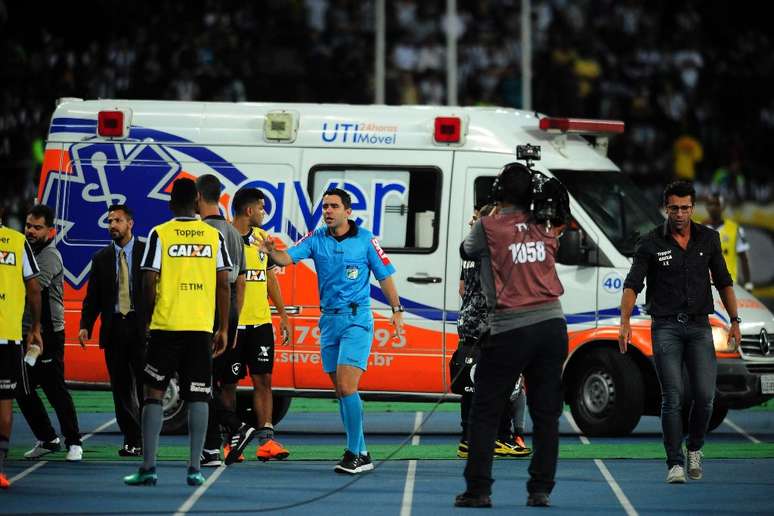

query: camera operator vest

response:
[481,211,563,309]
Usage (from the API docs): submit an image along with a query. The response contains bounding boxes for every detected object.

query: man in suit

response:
[79,204,146,457]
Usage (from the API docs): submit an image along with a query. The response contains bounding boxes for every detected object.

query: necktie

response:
[118,248,131,315]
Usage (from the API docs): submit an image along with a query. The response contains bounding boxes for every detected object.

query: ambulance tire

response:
[570,348,644,437]
[236,393,292,427]
[161,376,188,435]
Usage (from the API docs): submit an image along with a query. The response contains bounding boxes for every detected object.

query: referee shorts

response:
[0,342,22,400]
[319,311,374,373]
[143,330,213,402]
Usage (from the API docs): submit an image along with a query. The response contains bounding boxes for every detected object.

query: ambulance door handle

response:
[407,275,442,284]
[271,306,302,315]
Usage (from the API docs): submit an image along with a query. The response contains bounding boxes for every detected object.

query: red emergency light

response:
[98,111,125,137]
[539,117,625,134]
[434,116,461,143]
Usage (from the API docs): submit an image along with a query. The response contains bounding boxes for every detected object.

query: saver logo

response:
[40,121,248,288]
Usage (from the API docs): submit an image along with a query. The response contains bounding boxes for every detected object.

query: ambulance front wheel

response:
[569,348,645,437]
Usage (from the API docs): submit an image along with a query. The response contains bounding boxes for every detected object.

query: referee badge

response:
[346,264,359,280]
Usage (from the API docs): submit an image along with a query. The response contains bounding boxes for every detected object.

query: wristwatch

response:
[391,305,405,313]
[730,316,742,324]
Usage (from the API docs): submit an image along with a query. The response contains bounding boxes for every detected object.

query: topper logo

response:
[168,244,212,257]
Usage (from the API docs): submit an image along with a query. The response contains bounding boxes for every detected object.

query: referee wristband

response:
[391,305,405,313]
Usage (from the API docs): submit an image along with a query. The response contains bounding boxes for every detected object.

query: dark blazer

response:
[80,239,146,348]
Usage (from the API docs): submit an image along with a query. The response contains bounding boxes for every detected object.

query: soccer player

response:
[225,187,291,465]
[258,187,403,474]
[0,207,42,489]
[124,178,232,486]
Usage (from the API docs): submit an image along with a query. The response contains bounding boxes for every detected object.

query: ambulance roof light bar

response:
[539,117,624,157]
[539,117,625,134]
[434,115,468,146]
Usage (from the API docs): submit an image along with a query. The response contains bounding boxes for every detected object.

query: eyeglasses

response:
[666,204,693,213]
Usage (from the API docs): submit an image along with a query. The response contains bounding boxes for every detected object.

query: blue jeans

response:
[651,317,716,467]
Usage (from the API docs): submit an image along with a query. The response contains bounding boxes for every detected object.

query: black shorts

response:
[0,342,22,400]
[217,323,275,383]
[143,330,213,402]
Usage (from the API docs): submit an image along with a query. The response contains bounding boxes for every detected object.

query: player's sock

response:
[357,398,367,456]
[188,401,209,471]
[0,434,9,474]
[141,400,163,470]
[340,392,363,455]
[258,423,274,445]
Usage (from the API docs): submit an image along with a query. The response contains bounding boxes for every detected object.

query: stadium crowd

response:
[1,0,772,229]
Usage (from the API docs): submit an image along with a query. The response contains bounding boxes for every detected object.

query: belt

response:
[320,303,368,315]
[653,313,708,324]
[113,311,136,319]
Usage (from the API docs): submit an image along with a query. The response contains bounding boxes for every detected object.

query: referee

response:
[0,208,42,489]
[124,178,232,487]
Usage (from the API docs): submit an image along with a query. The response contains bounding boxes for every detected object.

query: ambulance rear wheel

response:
[161,377,188,435]
[570,348,644,437]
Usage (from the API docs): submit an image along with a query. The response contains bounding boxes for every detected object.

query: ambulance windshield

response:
[552,170,664,257]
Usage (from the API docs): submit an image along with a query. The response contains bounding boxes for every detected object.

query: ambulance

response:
[38,99,774,435]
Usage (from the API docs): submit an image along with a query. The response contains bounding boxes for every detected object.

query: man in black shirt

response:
[619,181,740,484]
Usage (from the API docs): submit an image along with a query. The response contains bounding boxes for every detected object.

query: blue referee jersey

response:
[287,222,395,309]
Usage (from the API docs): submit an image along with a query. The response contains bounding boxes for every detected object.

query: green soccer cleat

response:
[186,467,205,486]
[124,468,157,486]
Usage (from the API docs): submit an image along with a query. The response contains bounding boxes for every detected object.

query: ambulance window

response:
[308,165,441,252]
[473,176,496,208]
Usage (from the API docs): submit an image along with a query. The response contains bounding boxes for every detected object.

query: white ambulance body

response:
[40,100,774,435]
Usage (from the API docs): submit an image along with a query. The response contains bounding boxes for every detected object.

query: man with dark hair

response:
[194,174,252,467]
[124,178,232,486]
[455,163,567,508]
[258,187,403,474]
[224,187,291,464]
[17,204,84,462]
[620,180,740,483]
[0,204,42,489]
[79,204,146,456]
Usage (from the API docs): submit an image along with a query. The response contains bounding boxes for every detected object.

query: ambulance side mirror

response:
[557,227,586,265]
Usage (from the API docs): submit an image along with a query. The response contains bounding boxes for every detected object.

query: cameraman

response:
[454,163,567,509]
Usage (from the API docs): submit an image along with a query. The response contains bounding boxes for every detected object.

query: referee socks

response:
[340,392,364,455]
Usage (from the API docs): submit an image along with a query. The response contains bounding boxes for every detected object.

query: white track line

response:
[563,411,590,444]
[10,417,116,484]
[724,416,761,443]
[594,459,638,516]
[565,412,637,515]
[400,411,423,516]
[174,465,228,516]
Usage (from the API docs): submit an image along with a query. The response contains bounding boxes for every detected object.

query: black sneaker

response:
[334,450,362,475]
[225,423,256,466]
[200,448,222,467]
[454,492,492,508]
[118,444,142,457]
[358,452,374,472]
[526,492,550,507]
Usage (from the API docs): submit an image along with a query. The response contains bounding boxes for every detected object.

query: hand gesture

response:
[618,322,631,353]
[212,329,228,357]
[77,329,89,349]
